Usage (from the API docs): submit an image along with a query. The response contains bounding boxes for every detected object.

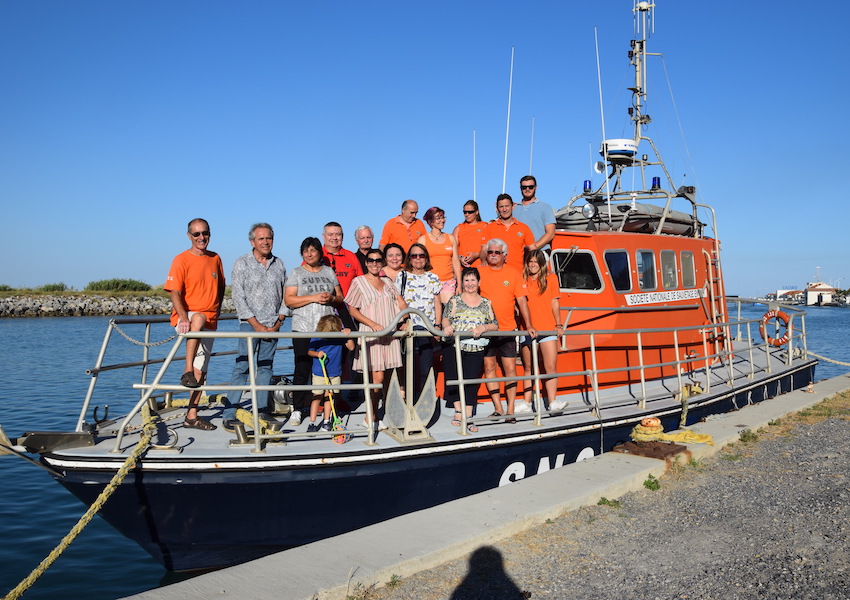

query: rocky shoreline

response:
[0,295,235,318]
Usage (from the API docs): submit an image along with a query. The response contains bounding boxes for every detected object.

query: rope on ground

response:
[808,351,850,367]
[111,320,176,347]
[631,422,714,446]
[3,406,157,600]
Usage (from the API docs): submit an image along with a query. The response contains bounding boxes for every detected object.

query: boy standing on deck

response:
[306,315,355,432]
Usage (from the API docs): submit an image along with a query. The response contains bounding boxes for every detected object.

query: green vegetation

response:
[0,284,13,292]
[643,474,661,491]
[386,574,402,590]
[739,429,759,443]
[597,497,622,508]
[36,282,68,292]
[85,278,152,292]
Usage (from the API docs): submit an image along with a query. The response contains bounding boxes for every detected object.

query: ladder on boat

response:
[704,242,731,355]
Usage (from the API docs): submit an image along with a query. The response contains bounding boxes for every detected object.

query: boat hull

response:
[48,360,815,572]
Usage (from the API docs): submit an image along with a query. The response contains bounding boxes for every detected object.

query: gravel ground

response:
[369,409,850,600]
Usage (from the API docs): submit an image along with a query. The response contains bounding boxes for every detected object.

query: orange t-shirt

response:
[380,216,427,252]
[165,250,225,330]
[481,219,534,270]
[478,264,527,331]
[524,273,560,331]
[455,221,486,265]
[423,234,455,281]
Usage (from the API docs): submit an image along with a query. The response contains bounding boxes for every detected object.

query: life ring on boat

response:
[759,310,790,347]
[641,417,661,428]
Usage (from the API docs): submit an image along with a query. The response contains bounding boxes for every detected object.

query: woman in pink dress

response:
[345,248,407,427]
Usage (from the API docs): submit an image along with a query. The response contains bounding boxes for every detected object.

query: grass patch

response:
[386,574,402,590]
[643,474,661,491]
[739,429,758,443]
[85,278,152,292]
[597,497,622,508]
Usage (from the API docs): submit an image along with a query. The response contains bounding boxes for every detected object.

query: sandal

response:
[451,411,462,427]
[505,416,517,424]
[488,412,503,418]
[467,422,478,433]
[184,417,216,431]
[180,371,200,388]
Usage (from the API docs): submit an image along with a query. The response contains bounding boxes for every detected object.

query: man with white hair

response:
[477,238,536,421]
[353,225,375,272]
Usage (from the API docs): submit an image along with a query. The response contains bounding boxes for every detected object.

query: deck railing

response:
[76,299,808,454]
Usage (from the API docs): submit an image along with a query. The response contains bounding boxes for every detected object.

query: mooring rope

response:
[111,321,176,347]
[3,406,157,600]
[807,351,850,368]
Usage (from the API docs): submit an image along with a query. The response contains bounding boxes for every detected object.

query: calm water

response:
[0,306,848,599]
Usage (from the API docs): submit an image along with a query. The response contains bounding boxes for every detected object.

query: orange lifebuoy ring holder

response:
[759,310,790,347]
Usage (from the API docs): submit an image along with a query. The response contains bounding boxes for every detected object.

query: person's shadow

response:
[450,546,530,600]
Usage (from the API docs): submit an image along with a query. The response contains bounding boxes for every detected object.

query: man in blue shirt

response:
[223,223,290,431]
[512,175,556,254]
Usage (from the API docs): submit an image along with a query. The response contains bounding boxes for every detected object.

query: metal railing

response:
[74,300,808,454]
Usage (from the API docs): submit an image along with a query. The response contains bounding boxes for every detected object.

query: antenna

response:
[472,129,477,202]
[502,46,514,194]
[594,27,612,224]
[529,116,535,174]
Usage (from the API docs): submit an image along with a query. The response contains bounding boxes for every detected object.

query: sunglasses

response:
[409,253,426,258]
[521,185,536,190]
[462,209,476,214]
[190,231,210,237]
[487,250,503,255]
[365,257,384,264]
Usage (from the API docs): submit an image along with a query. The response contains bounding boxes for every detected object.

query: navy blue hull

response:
[53,362,815,571]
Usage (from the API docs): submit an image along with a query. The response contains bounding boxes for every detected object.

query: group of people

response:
[164,175,565,434]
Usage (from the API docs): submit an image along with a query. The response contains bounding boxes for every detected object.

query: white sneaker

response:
[549,399,568,411]
[377,420,387,431]
[514,401,533,414]
[289,410,302,426]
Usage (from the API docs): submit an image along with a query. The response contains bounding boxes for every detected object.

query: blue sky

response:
[1,0,847,298]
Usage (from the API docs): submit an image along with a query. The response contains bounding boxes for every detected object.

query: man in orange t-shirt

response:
[479,194,535,270]
[165,217,225,431]
[478,238,536,420]
[379,199,427,252]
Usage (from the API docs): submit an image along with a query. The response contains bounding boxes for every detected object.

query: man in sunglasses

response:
[478,238,536,421]
[512,175,556,255]
[165,218,226,431]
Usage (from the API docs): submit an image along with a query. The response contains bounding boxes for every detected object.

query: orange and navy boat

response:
[2,1,816,573]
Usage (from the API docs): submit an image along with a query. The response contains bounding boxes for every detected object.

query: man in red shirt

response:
[379,199,427,252]
[165,217,225,431]
[478,238,536,420]
[479,194,535,270]
[321,221,362,295]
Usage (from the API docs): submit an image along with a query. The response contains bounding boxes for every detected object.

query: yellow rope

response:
[3,406,157,600]
[630,423,714,445]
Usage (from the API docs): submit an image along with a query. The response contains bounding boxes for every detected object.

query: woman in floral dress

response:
[345,248,407,427]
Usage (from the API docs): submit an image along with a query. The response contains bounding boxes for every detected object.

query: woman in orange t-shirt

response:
[518,249,563,411]
[453,200,486,268]
[418,206,462,304]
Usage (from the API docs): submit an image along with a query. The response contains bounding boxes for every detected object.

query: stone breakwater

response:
[0,295,236,318]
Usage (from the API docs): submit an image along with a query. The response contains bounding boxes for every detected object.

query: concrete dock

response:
[122,374,850,600]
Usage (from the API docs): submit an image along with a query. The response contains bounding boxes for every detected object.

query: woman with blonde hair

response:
[517,249,564,412]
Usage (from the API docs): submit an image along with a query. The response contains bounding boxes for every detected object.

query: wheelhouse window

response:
[660,250,678,289]
[552,250,602,291]
[681,251,695,288]
[604,250,631,292]
[636,250,656,291]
